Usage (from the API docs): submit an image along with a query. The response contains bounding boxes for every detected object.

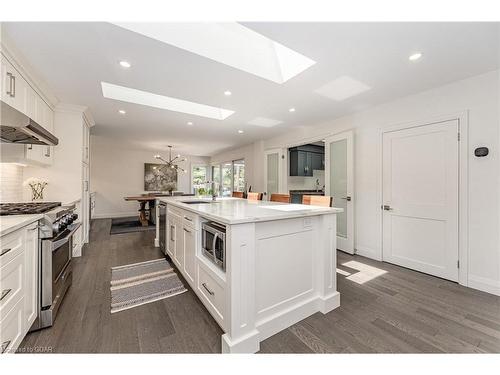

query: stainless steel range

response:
[0,202,80,331]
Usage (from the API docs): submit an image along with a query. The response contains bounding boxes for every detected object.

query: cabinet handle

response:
[170,225,175,240]
[0,248,12,257]
[184,216,193,222]
[45,146,51,157]
[11,75,15,97]
[0,288,12,302]
[202,283,214,296]
[183,228,191,234]
[6,72,13,96]
[1,340,11,354]
[27,144,33,150]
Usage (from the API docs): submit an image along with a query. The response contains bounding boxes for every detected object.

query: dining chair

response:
[232,191,244,198]
[302,195,333,207]
[270,193,291,203]
[247,192,263,201]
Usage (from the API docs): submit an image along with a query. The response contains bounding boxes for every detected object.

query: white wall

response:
[217,70,500,295]
[210,140,265,193]
[91,135,210,218]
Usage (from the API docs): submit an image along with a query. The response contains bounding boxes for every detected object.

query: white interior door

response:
[382,120,459,281]
[325,131,354,254]
[264,149,283,200]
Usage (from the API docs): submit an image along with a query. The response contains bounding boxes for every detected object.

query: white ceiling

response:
[2,22,499,156]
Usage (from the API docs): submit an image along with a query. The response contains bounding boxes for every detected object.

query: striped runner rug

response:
[110,258,187,313]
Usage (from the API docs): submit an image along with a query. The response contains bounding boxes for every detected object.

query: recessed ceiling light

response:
[119,61,131,68]
[101,82,234,120]
[289,108,296,113]
[238,130,244,134]
[224,91,232,96]
[409,52,422,61]
[247,117,283,127]
[118,109,126,114]
[113,23,316,84]
[187,121,193,126]
[314,75,371,102]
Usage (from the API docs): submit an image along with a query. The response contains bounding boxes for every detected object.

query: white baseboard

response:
[92,212,138,219]
[468,275,500,296]
[355,244,382,261]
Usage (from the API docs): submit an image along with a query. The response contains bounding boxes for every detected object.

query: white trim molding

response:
[468,275,500,296]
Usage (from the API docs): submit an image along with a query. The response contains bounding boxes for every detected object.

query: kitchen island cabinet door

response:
[183,226,196,286]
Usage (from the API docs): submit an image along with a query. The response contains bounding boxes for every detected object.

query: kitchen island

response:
[155,196,342,353]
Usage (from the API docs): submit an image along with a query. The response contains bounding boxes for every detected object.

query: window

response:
[191,165,209,195]
[233,159,245,192]
[211,159,245,197]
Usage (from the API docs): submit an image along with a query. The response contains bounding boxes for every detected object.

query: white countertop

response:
[158,196,343,224]
[0,214,43,237]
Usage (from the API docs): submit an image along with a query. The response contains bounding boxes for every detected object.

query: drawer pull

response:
[202,282,214,296]
[1,340,11,354]
[0,289,12,302]
[0,248,12,257]
[184,216,193,222]
[183,228,191,234]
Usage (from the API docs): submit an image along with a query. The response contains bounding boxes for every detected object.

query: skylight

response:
[315,76,371,101]
[247,117,283,127]
[101,82,234,120]
[112,22,316,84]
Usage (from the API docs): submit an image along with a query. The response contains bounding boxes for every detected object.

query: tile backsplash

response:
[0,163,24,202]
[287,170,325,191]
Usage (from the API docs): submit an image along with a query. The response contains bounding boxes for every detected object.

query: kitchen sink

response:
[181,200,218,204]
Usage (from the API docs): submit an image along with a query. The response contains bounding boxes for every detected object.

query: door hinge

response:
[457,132,460,141]
[457,260,460,268]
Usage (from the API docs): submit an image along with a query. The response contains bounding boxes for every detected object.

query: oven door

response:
[41,223,80,309]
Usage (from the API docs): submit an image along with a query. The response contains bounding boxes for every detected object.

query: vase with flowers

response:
[24,177,48,201]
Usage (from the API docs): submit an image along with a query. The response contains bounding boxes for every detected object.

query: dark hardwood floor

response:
[19,219,500,353]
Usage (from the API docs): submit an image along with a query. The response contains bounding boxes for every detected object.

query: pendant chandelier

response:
[154,145,187,173]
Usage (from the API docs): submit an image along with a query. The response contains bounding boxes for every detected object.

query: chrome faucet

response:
[206,180,219,201]
[315,178,320,192]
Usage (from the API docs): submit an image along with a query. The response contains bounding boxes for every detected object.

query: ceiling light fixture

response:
[247,117,283,127]
[314,75,371,101]
[119,61,131,68]
[224,91,232,96]
[409,52,422,61]
[153,145,187,173]
[289,108,296,113]
[187,121,193,126]
[101,82,234,120]
[113,23,316,84]
[118,109,126,114]
[238,130,244,134]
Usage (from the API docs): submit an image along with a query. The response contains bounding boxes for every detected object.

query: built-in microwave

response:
[201,221,226,271]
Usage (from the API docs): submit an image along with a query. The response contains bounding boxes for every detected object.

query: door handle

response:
[202,282,215,296]
[382,205,393,211]
[11,74,16,97]
[341,196,352,201]
[6,72,13,96]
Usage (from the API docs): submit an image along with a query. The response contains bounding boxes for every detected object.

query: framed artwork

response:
[144,163,177,191]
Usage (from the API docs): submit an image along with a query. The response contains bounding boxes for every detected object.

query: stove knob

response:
[52,221,61,233]
[65,214,74,225]
[72,213,78,221]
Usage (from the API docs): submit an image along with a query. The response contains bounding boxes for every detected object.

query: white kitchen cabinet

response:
[82,121,90,165]
[0,221,39,354]
[174,217,184,269]
[183,225,196,286]
[24,222,38,329]
[82,163,90,244]
[1,54,28,114]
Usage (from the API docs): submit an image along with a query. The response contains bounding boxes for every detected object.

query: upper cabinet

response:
[1,52,55,166]
[289,144,325,176]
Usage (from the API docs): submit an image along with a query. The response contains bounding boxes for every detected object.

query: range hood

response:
[0,101,58,146]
